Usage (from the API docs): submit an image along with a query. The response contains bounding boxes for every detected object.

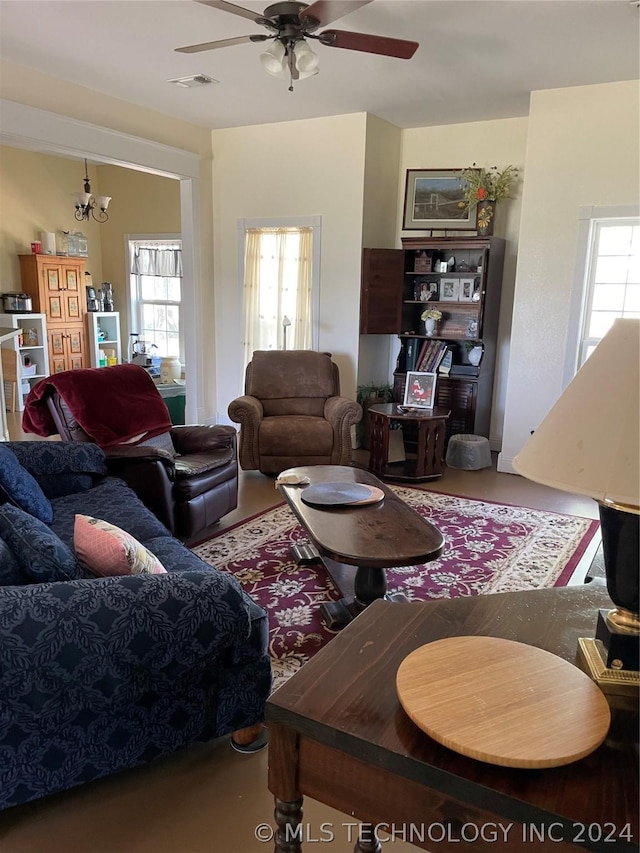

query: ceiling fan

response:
[176,0,419,89]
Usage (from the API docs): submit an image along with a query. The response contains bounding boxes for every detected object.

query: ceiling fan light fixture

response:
[293,39,319,73]
[260,39,286,74]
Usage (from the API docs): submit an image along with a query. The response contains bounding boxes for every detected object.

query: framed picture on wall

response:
[440,278,459,301]
[403,371,437,409]
[402,169,477,230]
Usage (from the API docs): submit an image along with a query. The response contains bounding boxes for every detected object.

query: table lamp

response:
[513,318,639,692]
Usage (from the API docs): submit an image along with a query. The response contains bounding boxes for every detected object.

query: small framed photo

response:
[440,278,459,301]
[428,281,440,300]
[417,282,432,301]
[458,278,475,302]
[472,278,482,301]
[403,371,437,409]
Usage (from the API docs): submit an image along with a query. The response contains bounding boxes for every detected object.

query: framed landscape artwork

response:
[402,169,477,230]
[403,371,437,409]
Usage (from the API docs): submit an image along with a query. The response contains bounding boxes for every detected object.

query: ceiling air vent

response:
[168,74,217,88]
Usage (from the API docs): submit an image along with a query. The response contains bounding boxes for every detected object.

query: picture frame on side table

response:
[440,278,459,301]
[459,278,476,301]
[403,371,437,409]
[402,169,477,230]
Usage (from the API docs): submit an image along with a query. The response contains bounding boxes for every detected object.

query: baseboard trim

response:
[497,452,517,474]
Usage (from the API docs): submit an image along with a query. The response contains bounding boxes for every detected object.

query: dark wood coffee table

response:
[267,584,639,853]
[278,465,444,629]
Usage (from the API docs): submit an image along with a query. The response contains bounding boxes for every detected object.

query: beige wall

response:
[2,61,638,451]
[0,148,182,358]
[499,79,640,470]
[0,146,106,288]
[211,113,367,418]
[1,60,216,419]
[98,165,181,345]
[0,61,212,157]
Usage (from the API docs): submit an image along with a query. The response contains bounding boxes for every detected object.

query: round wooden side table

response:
[368,403,450,481]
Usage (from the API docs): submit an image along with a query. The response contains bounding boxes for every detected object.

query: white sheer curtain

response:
[242,227,313,370]
[130,244,182,277]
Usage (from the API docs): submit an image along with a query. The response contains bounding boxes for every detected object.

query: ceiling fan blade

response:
[194,0,264,23]
[320,29,418,59]
[300,0,372,28]
[176,34,270,53]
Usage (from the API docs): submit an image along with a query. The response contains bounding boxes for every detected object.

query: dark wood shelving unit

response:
[360,237,506,439]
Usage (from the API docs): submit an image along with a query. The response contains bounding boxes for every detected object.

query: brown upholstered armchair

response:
[228,350,362,475]
[24,366,238,542]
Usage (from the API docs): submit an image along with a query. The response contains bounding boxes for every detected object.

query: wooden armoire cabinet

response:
[18,254,87,373]
[360,236,505,440]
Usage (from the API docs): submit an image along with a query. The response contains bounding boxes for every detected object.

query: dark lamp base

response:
[595,608,640,670]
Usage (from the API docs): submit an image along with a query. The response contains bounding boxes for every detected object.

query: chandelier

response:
[73,159,112,223]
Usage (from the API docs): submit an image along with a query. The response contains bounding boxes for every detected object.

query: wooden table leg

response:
[268,725,303,852]
[368,411,388,477]
[274,798,304,853]
[415,416,447,478]
[355,824,382,853]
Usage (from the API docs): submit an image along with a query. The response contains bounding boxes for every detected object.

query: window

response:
[577,219,639,367]
[129,239,182,360]
[239,219,320,371]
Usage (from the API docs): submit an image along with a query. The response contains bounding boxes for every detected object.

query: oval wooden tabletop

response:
[278,465,444,568]
[396,636,611,769]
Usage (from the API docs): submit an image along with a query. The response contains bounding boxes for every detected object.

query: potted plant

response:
[464,339,484,367]
[356,382,393,449]
[421,307,443,336]
[456,164,519,235]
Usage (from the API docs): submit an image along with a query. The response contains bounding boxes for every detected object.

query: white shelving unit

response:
[86,311,122,367]
[0,313,50,412]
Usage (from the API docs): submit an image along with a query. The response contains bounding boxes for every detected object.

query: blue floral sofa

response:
[0,441,271,811]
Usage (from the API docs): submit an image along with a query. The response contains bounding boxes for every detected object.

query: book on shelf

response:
[415,340,430,371]
[418,340,448,373]
[416,339,437,371]
[405,337,420,372]
[430,342,449,373]
[438,349,453,376]
[450,364,480,377]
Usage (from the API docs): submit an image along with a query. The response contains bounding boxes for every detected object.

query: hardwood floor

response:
[1,423,601,852]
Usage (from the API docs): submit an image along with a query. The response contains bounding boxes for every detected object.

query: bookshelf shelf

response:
[359,237,504,439]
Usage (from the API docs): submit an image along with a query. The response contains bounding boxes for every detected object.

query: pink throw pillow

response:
[74,514,167,576]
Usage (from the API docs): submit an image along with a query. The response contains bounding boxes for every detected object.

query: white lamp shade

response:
[73,191,90,207]
[95,196,111,211]
[293,40,319,73]
[260,40,286,75]
[297,66,319,80]
[513,318,640,507]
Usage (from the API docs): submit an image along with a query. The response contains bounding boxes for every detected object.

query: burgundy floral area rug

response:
[191,487,599,691]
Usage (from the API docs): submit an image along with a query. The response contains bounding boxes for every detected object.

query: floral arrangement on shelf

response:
[457,164,519,211]
[421,307,443,321]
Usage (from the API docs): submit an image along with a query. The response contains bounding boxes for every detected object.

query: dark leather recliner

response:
[43,390,238,542]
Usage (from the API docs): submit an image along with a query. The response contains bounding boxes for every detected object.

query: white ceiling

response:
[1,0,638,131]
